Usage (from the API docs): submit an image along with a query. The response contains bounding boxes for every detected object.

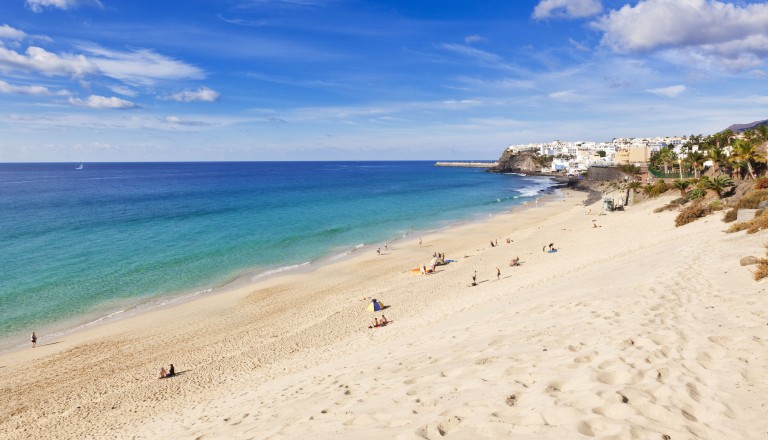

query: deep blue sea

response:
[0,162,555,349]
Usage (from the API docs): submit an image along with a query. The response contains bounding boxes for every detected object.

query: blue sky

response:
[1,0,768,161]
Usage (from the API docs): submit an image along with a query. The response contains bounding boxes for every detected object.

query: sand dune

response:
[2,190,767,439]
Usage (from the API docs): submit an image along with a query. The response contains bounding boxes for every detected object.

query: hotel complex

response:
[507,136,692,173]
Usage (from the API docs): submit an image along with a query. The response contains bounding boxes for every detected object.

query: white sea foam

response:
[250,262,310,281]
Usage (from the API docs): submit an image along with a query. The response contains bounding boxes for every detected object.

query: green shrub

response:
[686,188,706,200]
[675,200,715,227]
[648,181,669,197]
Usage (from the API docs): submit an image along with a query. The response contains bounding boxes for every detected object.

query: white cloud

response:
[0,25,27,40]
[646,85,686,97]
[26,0,102,13]
[593,0,768,71]
[163,86,220,102]
[549,90,578,100]
[107,84,138,97]
[164,115,209,126]
[533,0,603,19]
[68,95,137,109]
[81,46,205,85]
[0,46,96,77]
[464,35,487,44]
[0,79,70,96]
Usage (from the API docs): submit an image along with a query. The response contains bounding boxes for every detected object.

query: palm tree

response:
[658,146,677,175]
[702,175,734,198]
[671,179,690,196]
[685,151,707,179]
[706,144,728,176]
[732,138,765,180]
[627,181,641,193]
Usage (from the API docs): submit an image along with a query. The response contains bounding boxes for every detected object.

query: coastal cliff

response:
[488,150,550,174]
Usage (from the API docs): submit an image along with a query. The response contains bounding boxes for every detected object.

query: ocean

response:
[0,161,556,349]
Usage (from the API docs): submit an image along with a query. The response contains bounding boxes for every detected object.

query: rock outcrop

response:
[489,150,545,174]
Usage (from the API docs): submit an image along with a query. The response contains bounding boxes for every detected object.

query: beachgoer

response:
[472,270,477,286]
[490,241,495,247]
[542,245,546,252]
[377,247,381,255]
[380,315,389,325]
[419,237,422,247]
[495,239,498,246]
[31,332,37,348]
[496,267,501,279]
[168,364,175,377]
[421,265,426,275]
[370,317,380,328]
[592,222,598,228]
[384,243,388,250]
[510,257,520,267]
[159,367,167,379]
[549,243,554,251]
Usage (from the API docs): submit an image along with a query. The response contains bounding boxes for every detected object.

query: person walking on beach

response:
[472,271,477,286]
[419,237,422,247]
[496,267,501,280]
[31,332,37,348]
[377,247,381,256]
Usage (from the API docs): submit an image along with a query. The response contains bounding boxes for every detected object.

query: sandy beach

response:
[2,188,767,440]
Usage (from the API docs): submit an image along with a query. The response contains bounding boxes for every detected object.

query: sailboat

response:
[76,162,84,170]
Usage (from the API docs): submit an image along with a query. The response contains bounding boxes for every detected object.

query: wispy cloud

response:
[0,79,70,96]
[69,95,137,109]
[464,35,487,44]
[593,0,768,72]
[440,43,522,72]
[164,115,210,126]
[216,14,268,27]
[26,0,103,13]
[548,89,579,100]
[80,46,204,85]
[533,0,603,20]
[163,86,220,103]
[646,85,686,98]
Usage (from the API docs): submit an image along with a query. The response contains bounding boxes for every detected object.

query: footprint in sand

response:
[417,416,462,439]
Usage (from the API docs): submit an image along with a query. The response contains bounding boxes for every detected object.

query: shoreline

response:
[4,186,764,439]
[0,178,560,354]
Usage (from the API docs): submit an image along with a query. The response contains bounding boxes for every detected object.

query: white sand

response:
[2,190,767,440]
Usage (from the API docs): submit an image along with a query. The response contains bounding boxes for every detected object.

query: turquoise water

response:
[0,162,555,348]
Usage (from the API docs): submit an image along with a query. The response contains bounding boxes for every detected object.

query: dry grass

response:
[723,207,738,223]
[755,259,768,281]
[737,189,768,209]
[654,197,688,213]
[727,210,768,234]
[675,200,715,227]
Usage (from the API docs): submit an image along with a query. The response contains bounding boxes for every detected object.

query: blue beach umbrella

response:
[367,299,385,312]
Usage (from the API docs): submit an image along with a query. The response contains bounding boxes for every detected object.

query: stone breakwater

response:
[434,161,498,168]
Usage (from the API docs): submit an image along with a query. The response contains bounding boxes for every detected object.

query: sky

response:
[1,0,768,162]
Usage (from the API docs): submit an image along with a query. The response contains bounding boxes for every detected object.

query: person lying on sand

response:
[509,257,520,267]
